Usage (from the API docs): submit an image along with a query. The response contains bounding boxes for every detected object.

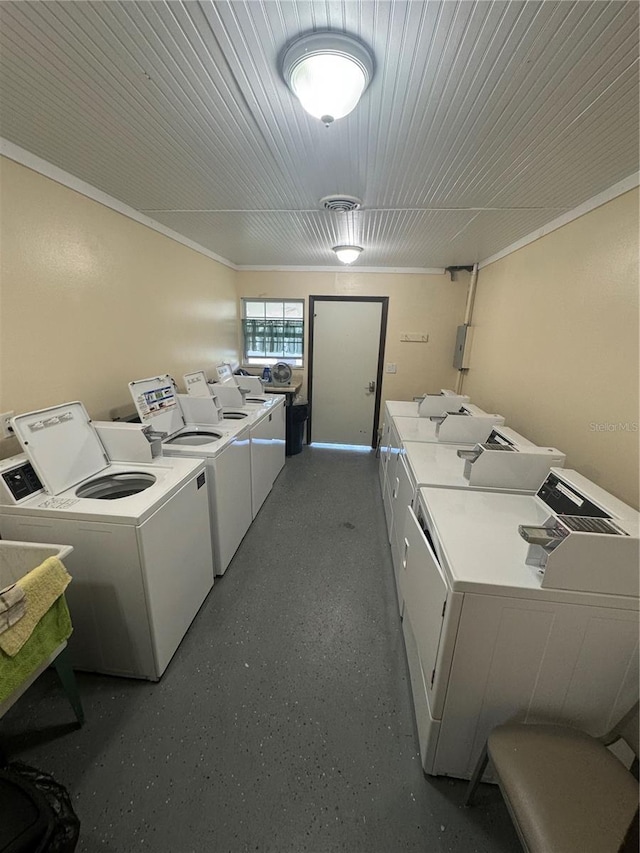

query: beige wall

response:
[0,157,239,459]
[235,270,468,410]
[463,189,639,509]
[4,155,635,508]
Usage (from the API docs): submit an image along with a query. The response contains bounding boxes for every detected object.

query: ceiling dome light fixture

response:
[282,32,374,125]
[333,245,363,265]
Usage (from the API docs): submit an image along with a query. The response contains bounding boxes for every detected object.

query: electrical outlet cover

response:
[0,411,15,439]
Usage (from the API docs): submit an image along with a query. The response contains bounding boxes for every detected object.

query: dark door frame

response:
[307,295,389,448]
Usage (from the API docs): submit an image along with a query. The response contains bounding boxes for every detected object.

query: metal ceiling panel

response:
[0,0,638,267]
[148,208,478,267]
[446,208,574,262]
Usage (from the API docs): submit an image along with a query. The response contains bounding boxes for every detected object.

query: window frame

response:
[240,297,305,367]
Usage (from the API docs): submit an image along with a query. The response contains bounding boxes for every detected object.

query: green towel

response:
[0,557,71,656]
[0,595,73,703]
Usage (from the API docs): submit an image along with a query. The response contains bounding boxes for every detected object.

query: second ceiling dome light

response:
[282,32,375,125]
[333,245,363,264]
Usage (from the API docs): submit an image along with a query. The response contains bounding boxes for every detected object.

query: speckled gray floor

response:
[1,446,519,852]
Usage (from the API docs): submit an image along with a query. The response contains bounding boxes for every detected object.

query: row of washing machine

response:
[379,390,639,781]
[0,367,286,681]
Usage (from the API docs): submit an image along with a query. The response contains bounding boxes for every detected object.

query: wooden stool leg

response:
[53,648,85,726]
[465,743,489,806]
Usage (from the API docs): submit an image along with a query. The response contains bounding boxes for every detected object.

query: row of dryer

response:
[379,390,639,781]
[0,367,286,681]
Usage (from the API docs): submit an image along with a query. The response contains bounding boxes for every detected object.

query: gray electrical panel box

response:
[453,324,473,369]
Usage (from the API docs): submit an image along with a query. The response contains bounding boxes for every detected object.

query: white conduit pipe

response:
[455,262,479,394]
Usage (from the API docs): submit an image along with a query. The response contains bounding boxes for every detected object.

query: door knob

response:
[367,380,375,393]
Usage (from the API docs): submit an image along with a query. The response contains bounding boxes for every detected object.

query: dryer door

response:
[401,506,450,717]
[390,454,415,609]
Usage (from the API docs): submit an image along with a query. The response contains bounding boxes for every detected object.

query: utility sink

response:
[0,539,82,723]
[0,540,74,586]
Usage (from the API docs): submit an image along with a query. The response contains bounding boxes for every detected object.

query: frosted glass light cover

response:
[290,54,367,121]
[282,32,374,124]
[334,246,363,264]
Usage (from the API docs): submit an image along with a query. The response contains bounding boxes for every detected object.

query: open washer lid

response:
[11,401,109,496]
[183,370,211,398]
[129,375,186,436]
[214,363,235,384]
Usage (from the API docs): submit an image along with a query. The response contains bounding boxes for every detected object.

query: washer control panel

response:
[1,459,44,504]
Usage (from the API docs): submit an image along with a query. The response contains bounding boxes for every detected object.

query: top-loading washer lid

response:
[215,363,235,384]
[11,401,109,496]
[183,370,211,398]
[129,375,186,436]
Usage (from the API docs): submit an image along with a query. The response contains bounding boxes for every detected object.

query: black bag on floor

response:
[0,761,79,852]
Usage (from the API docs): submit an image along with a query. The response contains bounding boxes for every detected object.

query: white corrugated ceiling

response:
[0,0,638,268]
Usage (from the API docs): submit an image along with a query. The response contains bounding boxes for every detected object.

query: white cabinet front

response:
[267,405,286,483]
[250,416,273,517]
[435,593,640,779]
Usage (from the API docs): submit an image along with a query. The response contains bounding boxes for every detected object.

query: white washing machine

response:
[128,376,253,576]
[247,394,285,517]
[183,366,278,424]
[180,367,266,426]
[210,363,274,406]
[0,403,214,680]
[400,468,639,780]
[183,369,285,518]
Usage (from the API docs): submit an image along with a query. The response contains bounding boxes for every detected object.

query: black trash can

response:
[0,762,80,852]
[286,402,309,456]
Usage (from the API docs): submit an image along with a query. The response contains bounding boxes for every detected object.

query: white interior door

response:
[310,298,385,446]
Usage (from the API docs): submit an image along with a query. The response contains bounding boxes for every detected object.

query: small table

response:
[263,381,302,406]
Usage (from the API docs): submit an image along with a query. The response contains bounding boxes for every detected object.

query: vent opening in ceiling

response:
[320,195,362,212]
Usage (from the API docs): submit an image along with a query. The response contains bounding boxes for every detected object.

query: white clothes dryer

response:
[0,403,214,680]
[379,394,471,488]
[387,428,565,613]
[381,405,505,529]
[384,392,470,420]
[129,376,253,576]
[399,469,639,780]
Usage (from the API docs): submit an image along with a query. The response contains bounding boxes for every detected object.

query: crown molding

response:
[236,265,446,274]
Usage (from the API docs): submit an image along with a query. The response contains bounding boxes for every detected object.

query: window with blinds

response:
[241,299,304,366]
